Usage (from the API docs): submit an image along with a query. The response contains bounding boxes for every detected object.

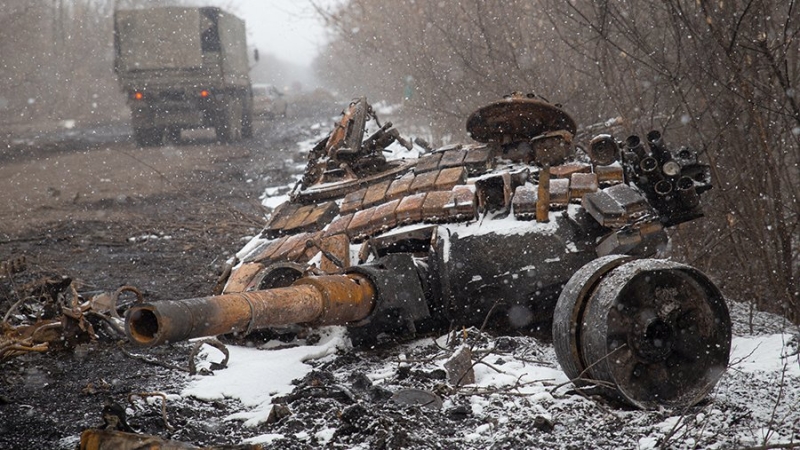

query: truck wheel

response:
[215,107,242,142]
[242,109,253,139]
[216,103,242,143]
[166,127,182,144]
[134,127,164,147]
[242,95,253,138]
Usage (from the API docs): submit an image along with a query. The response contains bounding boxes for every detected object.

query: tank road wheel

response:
[552,255,633,382]
[553,258,731,409]
[133,127,164,147]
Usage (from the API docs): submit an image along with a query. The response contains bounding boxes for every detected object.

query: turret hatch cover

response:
[466,94,577,143]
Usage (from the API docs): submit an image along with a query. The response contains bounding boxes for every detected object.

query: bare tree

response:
[315,0,799,322]
[548,0,799,321]
[313,0,608,141]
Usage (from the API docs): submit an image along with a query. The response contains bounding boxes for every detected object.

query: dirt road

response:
[0,117,318,301]
[0,105,334,448]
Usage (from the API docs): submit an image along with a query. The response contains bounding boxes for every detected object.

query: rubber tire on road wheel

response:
[552,255,632,381]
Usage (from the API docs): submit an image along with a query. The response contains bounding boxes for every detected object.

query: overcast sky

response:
[219,0,339,67]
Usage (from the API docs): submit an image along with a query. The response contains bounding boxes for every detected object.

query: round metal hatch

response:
[466,94,577,143]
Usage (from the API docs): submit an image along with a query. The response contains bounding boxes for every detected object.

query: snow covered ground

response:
[180,314,798,449]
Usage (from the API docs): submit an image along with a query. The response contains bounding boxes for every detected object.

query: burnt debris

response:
[123,92,731,410]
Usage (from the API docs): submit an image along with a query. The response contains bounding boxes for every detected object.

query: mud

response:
[0,105,333,448]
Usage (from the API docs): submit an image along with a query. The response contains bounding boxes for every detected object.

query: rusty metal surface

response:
[555,258,731,409]
[79,428,261,450]
[552,255,634,382]
[465,93,577,143]
[125,274,376,346]
[293,274,376,325]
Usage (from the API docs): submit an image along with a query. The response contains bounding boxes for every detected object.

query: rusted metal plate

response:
[223,262,265,293]
[549,178,570,206]
[512,184,537,218]
[369,199,400,232]
[362,179,392,208]
[324,97,367,160]
[550,162,591,178]
[263,202,301,237]
[396,193,427,224]
[447,185,477,219]
[422,191,454,221]
[569,173,599,200]
[434,166,467,191]
[346,207,377,240]
[294,160,414,203]
[409,170,439,194]
[319,233,350,273]
[605,183,650,216]
[282,204,316,232]
[439,148,468,168]
[296,202,340,233]
[466,95,576,143]
[582,189,627,227]
[251,236,288,263]
[340,188,367,215]
[414,152,443,174]
[385,172,415,201]
[272,232,311,261]
[595,164,624,184]
[323,213,353,238]
[462,145,493,175]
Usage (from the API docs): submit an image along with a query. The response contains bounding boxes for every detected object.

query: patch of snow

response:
[242,433,284,445]
[181,327,350,427]
[262,193,289,209]
[730,334,799,375]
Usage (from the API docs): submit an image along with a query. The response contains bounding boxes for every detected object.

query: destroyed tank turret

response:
[125,93,731,409]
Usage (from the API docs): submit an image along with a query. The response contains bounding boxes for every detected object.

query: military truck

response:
[113,7,253,146]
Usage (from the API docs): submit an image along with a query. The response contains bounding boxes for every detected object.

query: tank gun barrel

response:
[125,274,376,346]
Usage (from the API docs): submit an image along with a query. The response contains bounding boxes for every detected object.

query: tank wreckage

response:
[125,93,731,409]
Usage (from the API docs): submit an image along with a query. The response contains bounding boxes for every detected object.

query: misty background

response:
[0,0,797,325]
